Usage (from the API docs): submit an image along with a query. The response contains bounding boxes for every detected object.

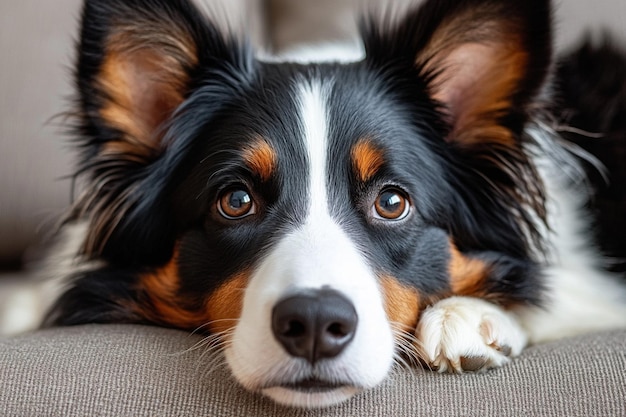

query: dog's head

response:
[66,0,551,407]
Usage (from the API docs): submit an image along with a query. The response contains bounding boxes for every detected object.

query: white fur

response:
[4,39,624,411]
[0,223,93,335]
[514,129,626,342]
[409,127,626,372]
[224,81,395,408]
[0,284,43,335]
[417,296,528,372]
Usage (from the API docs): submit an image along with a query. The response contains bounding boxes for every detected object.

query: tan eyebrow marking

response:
[351,139,385,182]
[242,137,277,182]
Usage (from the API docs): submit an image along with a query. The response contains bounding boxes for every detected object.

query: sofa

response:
[1,0,625,415]
[2,325,625,416]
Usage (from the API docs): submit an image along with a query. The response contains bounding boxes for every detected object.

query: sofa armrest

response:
[1,325,624,416]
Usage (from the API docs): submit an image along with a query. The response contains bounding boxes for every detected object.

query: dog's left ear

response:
[363,0,552,254]
[364,0,552,145]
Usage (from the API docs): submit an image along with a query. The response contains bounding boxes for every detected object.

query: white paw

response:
[416,297,527,373]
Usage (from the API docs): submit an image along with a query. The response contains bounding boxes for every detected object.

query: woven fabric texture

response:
[1,325,625,416]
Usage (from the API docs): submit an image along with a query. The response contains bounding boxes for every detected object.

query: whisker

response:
[198,339,231,362]
[392,351,414,371]
[553,124,603,138]
[388,321,432,371]
[195,329,236,378]
[169,335,217,357]
[189,318,240,336]
[197,354,231,379]
[169,320,239,357]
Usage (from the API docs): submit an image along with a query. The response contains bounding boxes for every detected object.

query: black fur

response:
[361,0,552,258]
[554,38,626,275]
[72,0,255,265]
[49,0,555,327]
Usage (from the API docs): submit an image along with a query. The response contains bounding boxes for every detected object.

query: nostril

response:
[327,322,342,336]
[326,322,349,338]
[284,319,307,338]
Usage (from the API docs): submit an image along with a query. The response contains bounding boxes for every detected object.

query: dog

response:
[41,0,626,408]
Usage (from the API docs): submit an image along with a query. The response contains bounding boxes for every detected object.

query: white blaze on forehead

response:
[224,79,395,407]
[298,80,330,219]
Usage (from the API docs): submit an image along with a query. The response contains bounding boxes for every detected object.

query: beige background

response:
[1,0,625,266]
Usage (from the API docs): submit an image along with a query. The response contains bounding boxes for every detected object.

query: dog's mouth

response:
[280,378,347,393]
[261,378,361,408]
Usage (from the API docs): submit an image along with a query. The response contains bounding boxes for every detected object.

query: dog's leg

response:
[416,296,527,373]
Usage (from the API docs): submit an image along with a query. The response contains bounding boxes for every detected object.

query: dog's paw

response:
[416,296,527,373]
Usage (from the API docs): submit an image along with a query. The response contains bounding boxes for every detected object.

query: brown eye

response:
[218,188,256,219]
[373,189,410,220]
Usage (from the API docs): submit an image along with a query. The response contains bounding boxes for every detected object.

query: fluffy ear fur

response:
[363,0,552,256]
[72,0,252,263]
[364,0,552,144]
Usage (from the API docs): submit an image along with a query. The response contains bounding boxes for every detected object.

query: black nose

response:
[271,287,358,364]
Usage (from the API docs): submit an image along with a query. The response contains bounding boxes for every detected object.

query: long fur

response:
[35,0,626,408]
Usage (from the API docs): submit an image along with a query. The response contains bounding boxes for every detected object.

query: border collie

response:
[42,0,626,408]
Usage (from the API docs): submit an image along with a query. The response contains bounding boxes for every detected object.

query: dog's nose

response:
[271,287,358,364]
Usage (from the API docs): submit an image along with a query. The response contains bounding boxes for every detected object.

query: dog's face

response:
[65,0,550,407]
[195,76,453,406]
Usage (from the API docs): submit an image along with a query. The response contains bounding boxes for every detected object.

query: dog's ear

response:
[363,0,552,255]
[76,0,244,160]
[73,0,252,262]
[363,0,552,146]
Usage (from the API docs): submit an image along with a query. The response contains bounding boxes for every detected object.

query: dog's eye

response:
[373,188,410,221]
[218,188,256,219]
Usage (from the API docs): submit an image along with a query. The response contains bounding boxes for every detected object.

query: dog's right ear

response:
[73,0,252,261]
[76,0,246,162]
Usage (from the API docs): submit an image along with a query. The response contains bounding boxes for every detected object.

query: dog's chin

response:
[261,384,361,408]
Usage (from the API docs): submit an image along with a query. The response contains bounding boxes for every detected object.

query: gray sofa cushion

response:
[1,325,624,416]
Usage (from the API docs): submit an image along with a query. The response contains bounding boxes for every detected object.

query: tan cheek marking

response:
[137,252,207,329]
[242,138,277,182]
[206,272,249,335]
[380,275,420,334]
[449,242,491,297]
[136,252,250,334]
[135,247,204,329]
[352,140,385,182]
